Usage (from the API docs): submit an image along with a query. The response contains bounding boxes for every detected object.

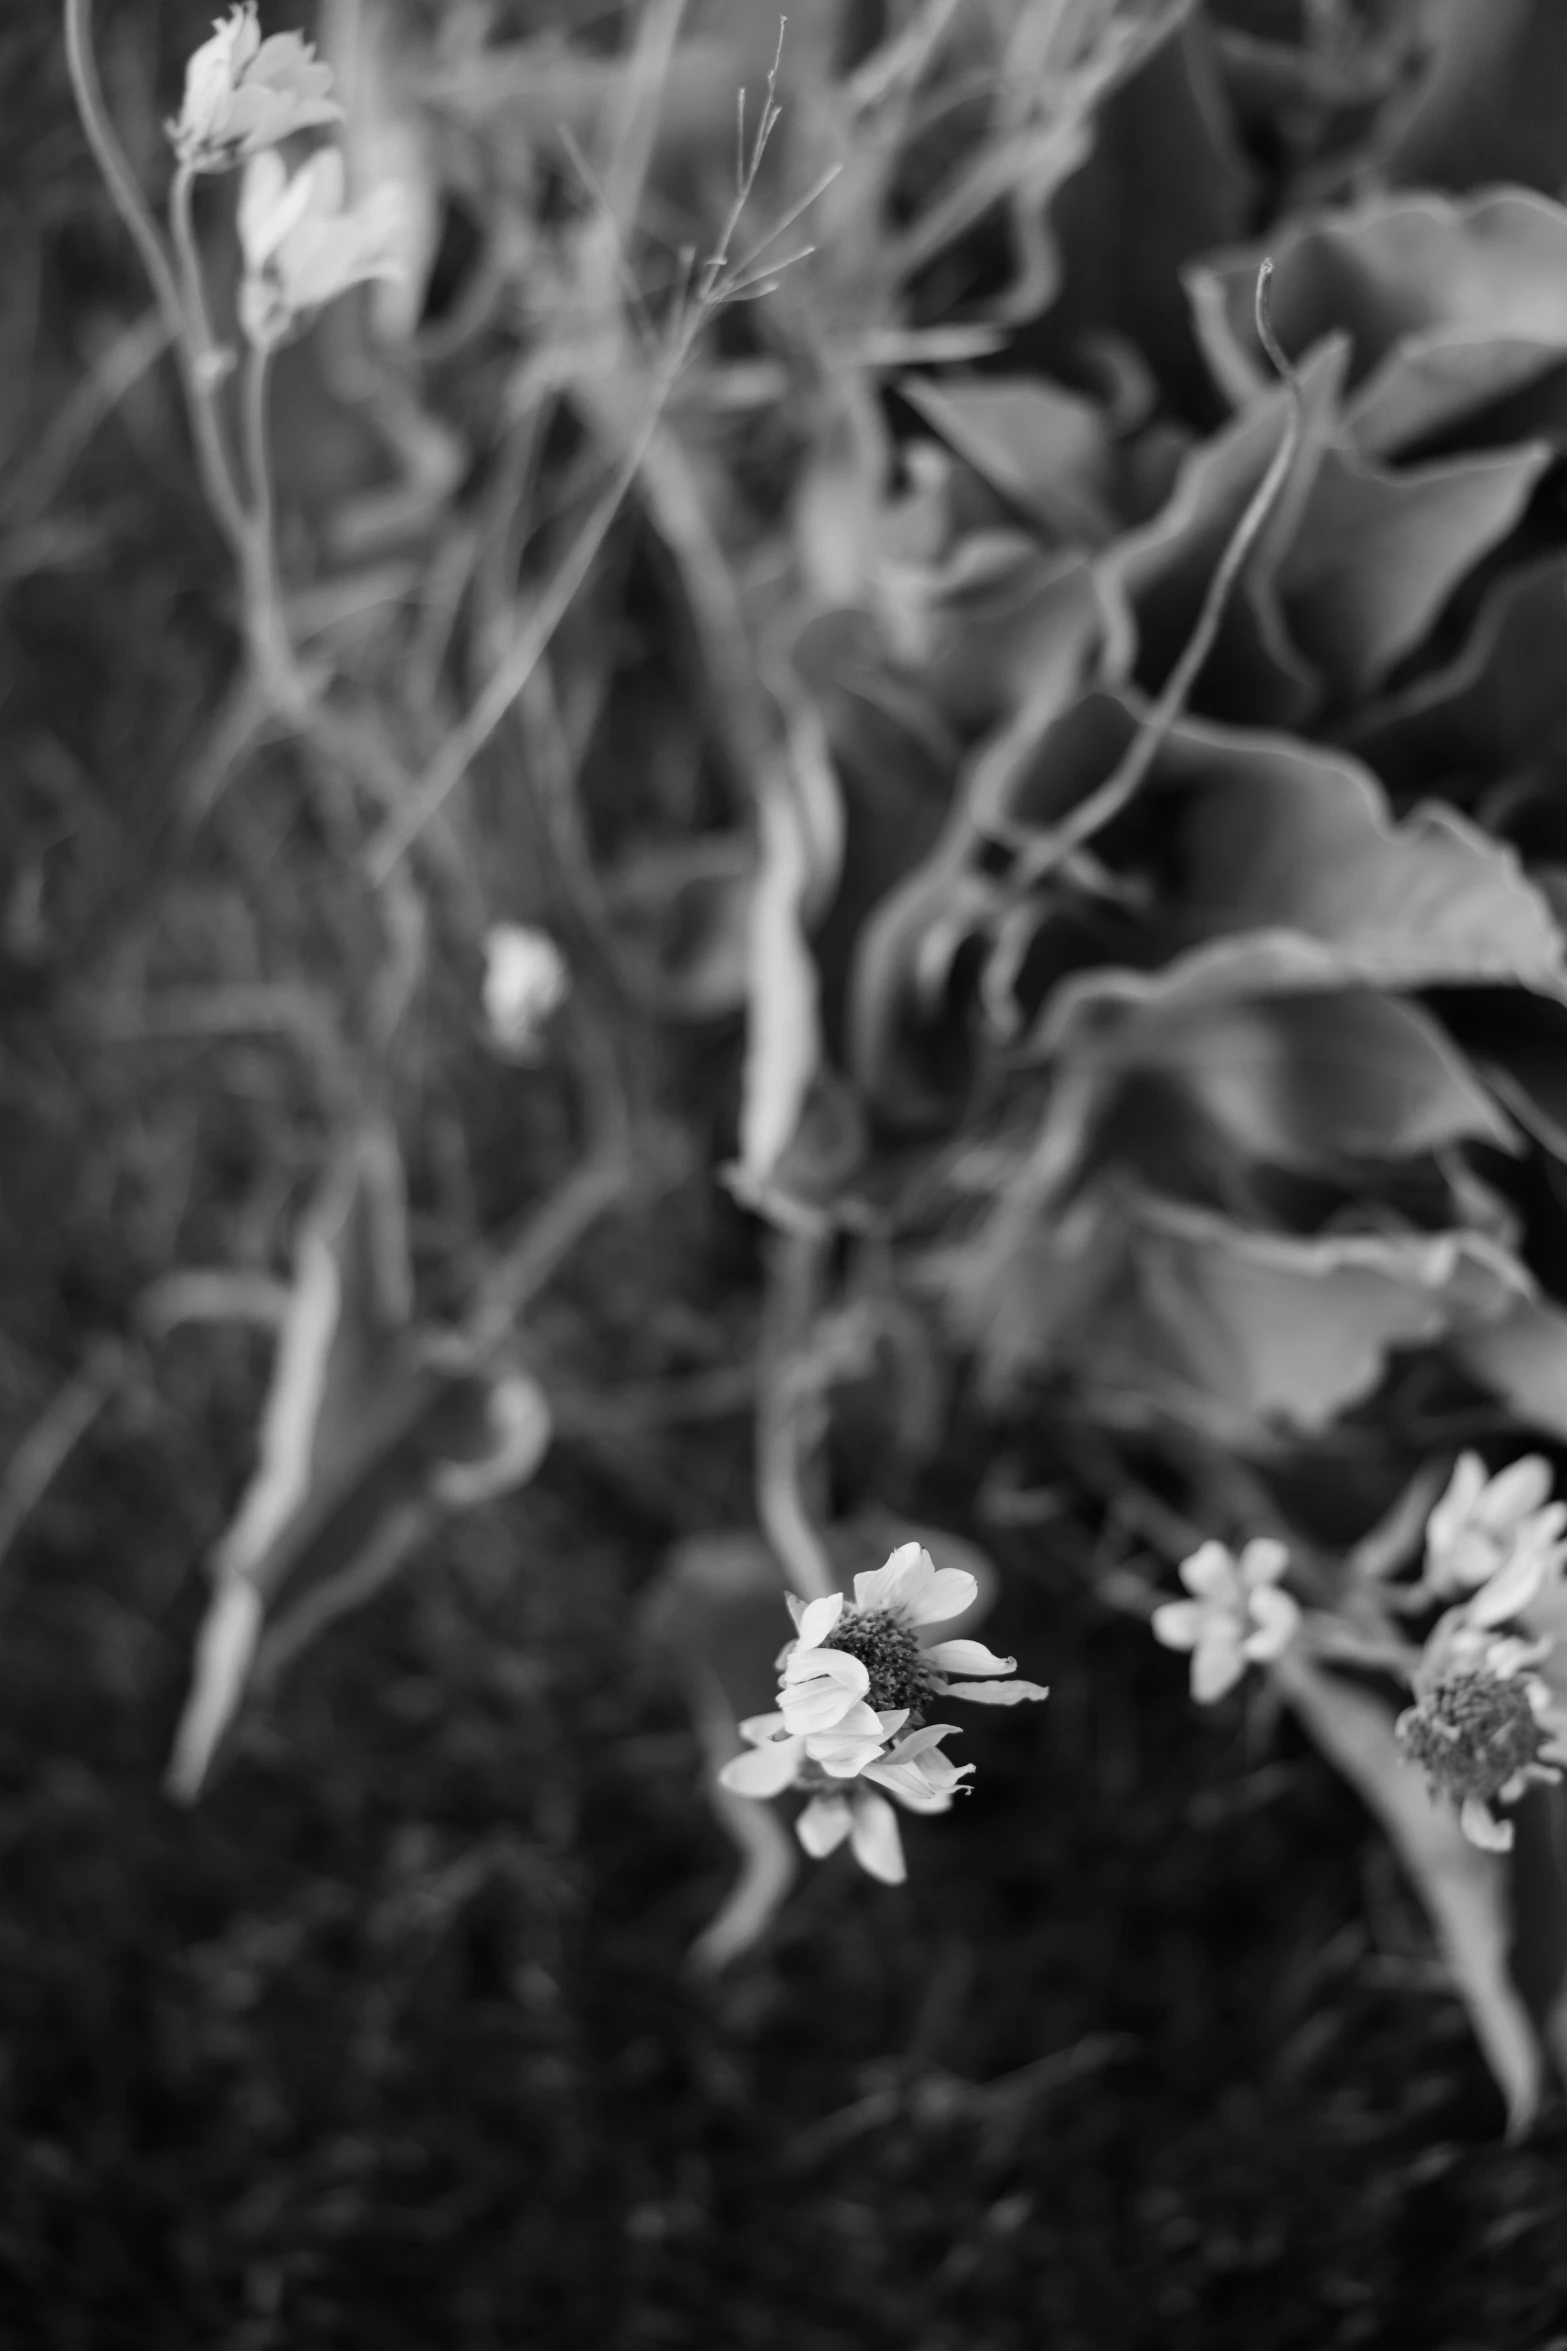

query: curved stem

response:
[168,162,252,555]
[63,0,187,353]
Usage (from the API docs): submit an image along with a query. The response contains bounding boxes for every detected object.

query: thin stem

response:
[364,345,685,883]
[1019,257,1301,885]
[63,0,187,354]
[168,162,254,559]
[64,0,255,563]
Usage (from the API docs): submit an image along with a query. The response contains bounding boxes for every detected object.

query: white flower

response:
[719,1717,974,1885]
[169,5,341,171]
[1423,1451,1567,1604]
[1152,1537,1299,1704]
[482,925,569,1061]
[717,1705,909,1795]
[237,149,408,349]
[775,1542,1048,1738]
[1397,1611,1567,1851]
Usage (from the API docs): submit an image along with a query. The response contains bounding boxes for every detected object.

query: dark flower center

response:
[1397,1669,1546,1806]
[822,1609,938,1713]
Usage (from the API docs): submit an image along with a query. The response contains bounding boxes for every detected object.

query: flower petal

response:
[1479,1454,1553,1526]
[852,1542,931,1613]
[1242,1585,1300,1661]
[1468,1544,1548,1627]
[796,1795,852,1857]
[717,1737,803,1798]
[1459,1795,1513,1851]
[1178,1541,1236,1600]
[921,1638,1016,1675]
[1238,1537,1289,1586]
[938,1677,1049,1705]
[795,1592,846,1650]
[1190,1629,1246,1704]
[778,1666,868,1735]
[736,1710,789,1745]
[781,1645,865,1691]
[1151,1600,1204,1651]
[849,1790,907,1883]
[902,1567,979,1626]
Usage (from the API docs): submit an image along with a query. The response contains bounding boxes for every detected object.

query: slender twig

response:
[63,0,187,356]
[364,23,816,882]
[1017,261,1302,886]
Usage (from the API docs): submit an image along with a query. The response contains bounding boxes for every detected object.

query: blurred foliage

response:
[7,0,1567,2332]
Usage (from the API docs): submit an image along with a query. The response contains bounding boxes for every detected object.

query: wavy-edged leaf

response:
[1191,187,1567,455]
[882,540,1100,742]
[1125,1203,1528,1434]
[1453,1293,1567,1441]
[1094,988,1518,1173]
[1097,341,1347,726]
[1010,704,1567,1048]
[1275,438,1549,702]
[1347,555,1567,796]
[1436,990,1567,1162]
[898,376,1113,543]
[1276,1649,1545,2138]
[1380,0,1567,201]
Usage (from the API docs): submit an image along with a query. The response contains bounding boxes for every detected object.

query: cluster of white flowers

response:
[1395,1452,1567,1851]
[719,1543,1046,1885]
[1150,1453,1567,1855]
[168,6,407,349]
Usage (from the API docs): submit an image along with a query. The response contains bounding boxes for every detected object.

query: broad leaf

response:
[1091,988,1517,1173]
[1347,555,1567,797]
[1124,1203,1528,1434]
[1276,1649,1546,2138]
[1015,704,1567,1048]
[897,376,1113,543]
[1453,1294,1567,1441]
[1381,1,1567,200]
[1275,438,1548,702]
[1097,342,1347,726]
[1189,187,1567,453]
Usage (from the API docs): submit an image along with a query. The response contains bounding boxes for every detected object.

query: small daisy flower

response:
[1152,1537,1299,1704]
[775,1542,1048,1738]
[482,925,569,1062]
[1396,1612,1567,1851]
[720,1716,973,1885]
[169,5,341,172]
[237,149,408,349]
[1422,1452,1567,1605]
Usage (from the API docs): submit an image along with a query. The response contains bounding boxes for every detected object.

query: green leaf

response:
[1275,438,1549,702]
[1347,555,1567,797]
[1275,1649,1545,2139]
[1189,187,1567,453]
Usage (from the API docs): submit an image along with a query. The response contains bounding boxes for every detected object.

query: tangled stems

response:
[64,0,303,710]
